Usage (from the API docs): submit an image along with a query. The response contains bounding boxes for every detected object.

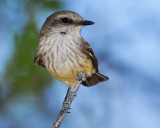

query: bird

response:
[34,11,109,87]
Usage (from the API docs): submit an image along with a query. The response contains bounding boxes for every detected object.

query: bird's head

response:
[40,11,94,37]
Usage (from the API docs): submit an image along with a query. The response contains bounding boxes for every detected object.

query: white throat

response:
[52,26,82,37]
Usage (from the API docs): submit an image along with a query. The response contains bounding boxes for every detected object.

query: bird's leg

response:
[77,73,90,82]
[77,72,86,81]
[82,77,86,81]
[86,73,90,77]
[82,73,91,81]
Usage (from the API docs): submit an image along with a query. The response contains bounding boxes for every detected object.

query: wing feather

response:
[80,39,99,72]
[34,52,46,68]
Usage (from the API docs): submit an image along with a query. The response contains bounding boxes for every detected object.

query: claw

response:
[82,77,86,81]
[77,73,85,81]
[86,74,90,77]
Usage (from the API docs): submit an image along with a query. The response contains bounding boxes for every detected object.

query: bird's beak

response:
[78,20,94,26]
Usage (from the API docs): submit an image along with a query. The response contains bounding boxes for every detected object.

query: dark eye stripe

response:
[61,17,76,25]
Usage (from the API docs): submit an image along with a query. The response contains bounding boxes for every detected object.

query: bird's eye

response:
[61,18,69,23]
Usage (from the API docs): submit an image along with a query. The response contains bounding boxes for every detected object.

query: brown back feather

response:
[80,38,99,72]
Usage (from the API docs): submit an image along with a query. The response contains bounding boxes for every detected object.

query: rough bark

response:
[52,73,85,128]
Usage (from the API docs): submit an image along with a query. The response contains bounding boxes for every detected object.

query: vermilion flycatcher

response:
[34,11,109,87]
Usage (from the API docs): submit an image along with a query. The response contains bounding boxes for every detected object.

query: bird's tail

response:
[82,73,109,87]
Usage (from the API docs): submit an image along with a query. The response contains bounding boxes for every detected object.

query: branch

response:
[52,73,85,128]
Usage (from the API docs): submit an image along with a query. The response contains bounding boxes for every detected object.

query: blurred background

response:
[0,0,160,128]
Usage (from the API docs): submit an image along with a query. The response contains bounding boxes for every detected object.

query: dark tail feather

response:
[82,73,109,87]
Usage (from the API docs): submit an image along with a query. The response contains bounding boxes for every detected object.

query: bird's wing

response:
[81,39,99,72]
[34,50,46,68]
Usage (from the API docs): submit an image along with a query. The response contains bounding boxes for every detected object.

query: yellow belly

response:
[48,56,94,86]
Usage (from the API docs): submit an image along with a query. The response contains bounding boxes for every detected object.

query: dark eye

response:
[61,18,69,23]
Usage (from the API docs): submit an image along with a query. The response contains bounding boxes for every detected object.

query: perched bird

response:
[34,11,109,87]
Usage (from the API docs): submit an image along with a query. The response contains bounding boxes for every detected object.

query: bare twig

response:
[52,73,85,128]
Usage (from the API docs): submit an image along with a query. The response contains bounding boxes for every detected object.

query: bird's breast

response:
[41,35,93,85]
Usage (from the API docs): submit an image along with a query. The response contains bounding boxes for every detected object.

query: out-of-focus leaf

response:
[3,0,63,95]
[25,0,63,12]
[42,1,63,10]
[4,22,53,94]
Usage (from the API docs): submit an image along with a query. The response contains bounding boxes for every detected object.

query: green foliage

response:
[25,0,63,12]
[3,0,63,94]
[39,1,62,10]
[4,22,52,93]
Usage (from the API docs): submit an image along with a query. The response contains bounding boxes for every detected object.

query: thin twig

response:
[52,73,85,128]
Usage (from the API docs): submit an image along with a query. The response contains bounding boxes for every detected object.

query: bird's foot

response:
[77,73,85,81]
